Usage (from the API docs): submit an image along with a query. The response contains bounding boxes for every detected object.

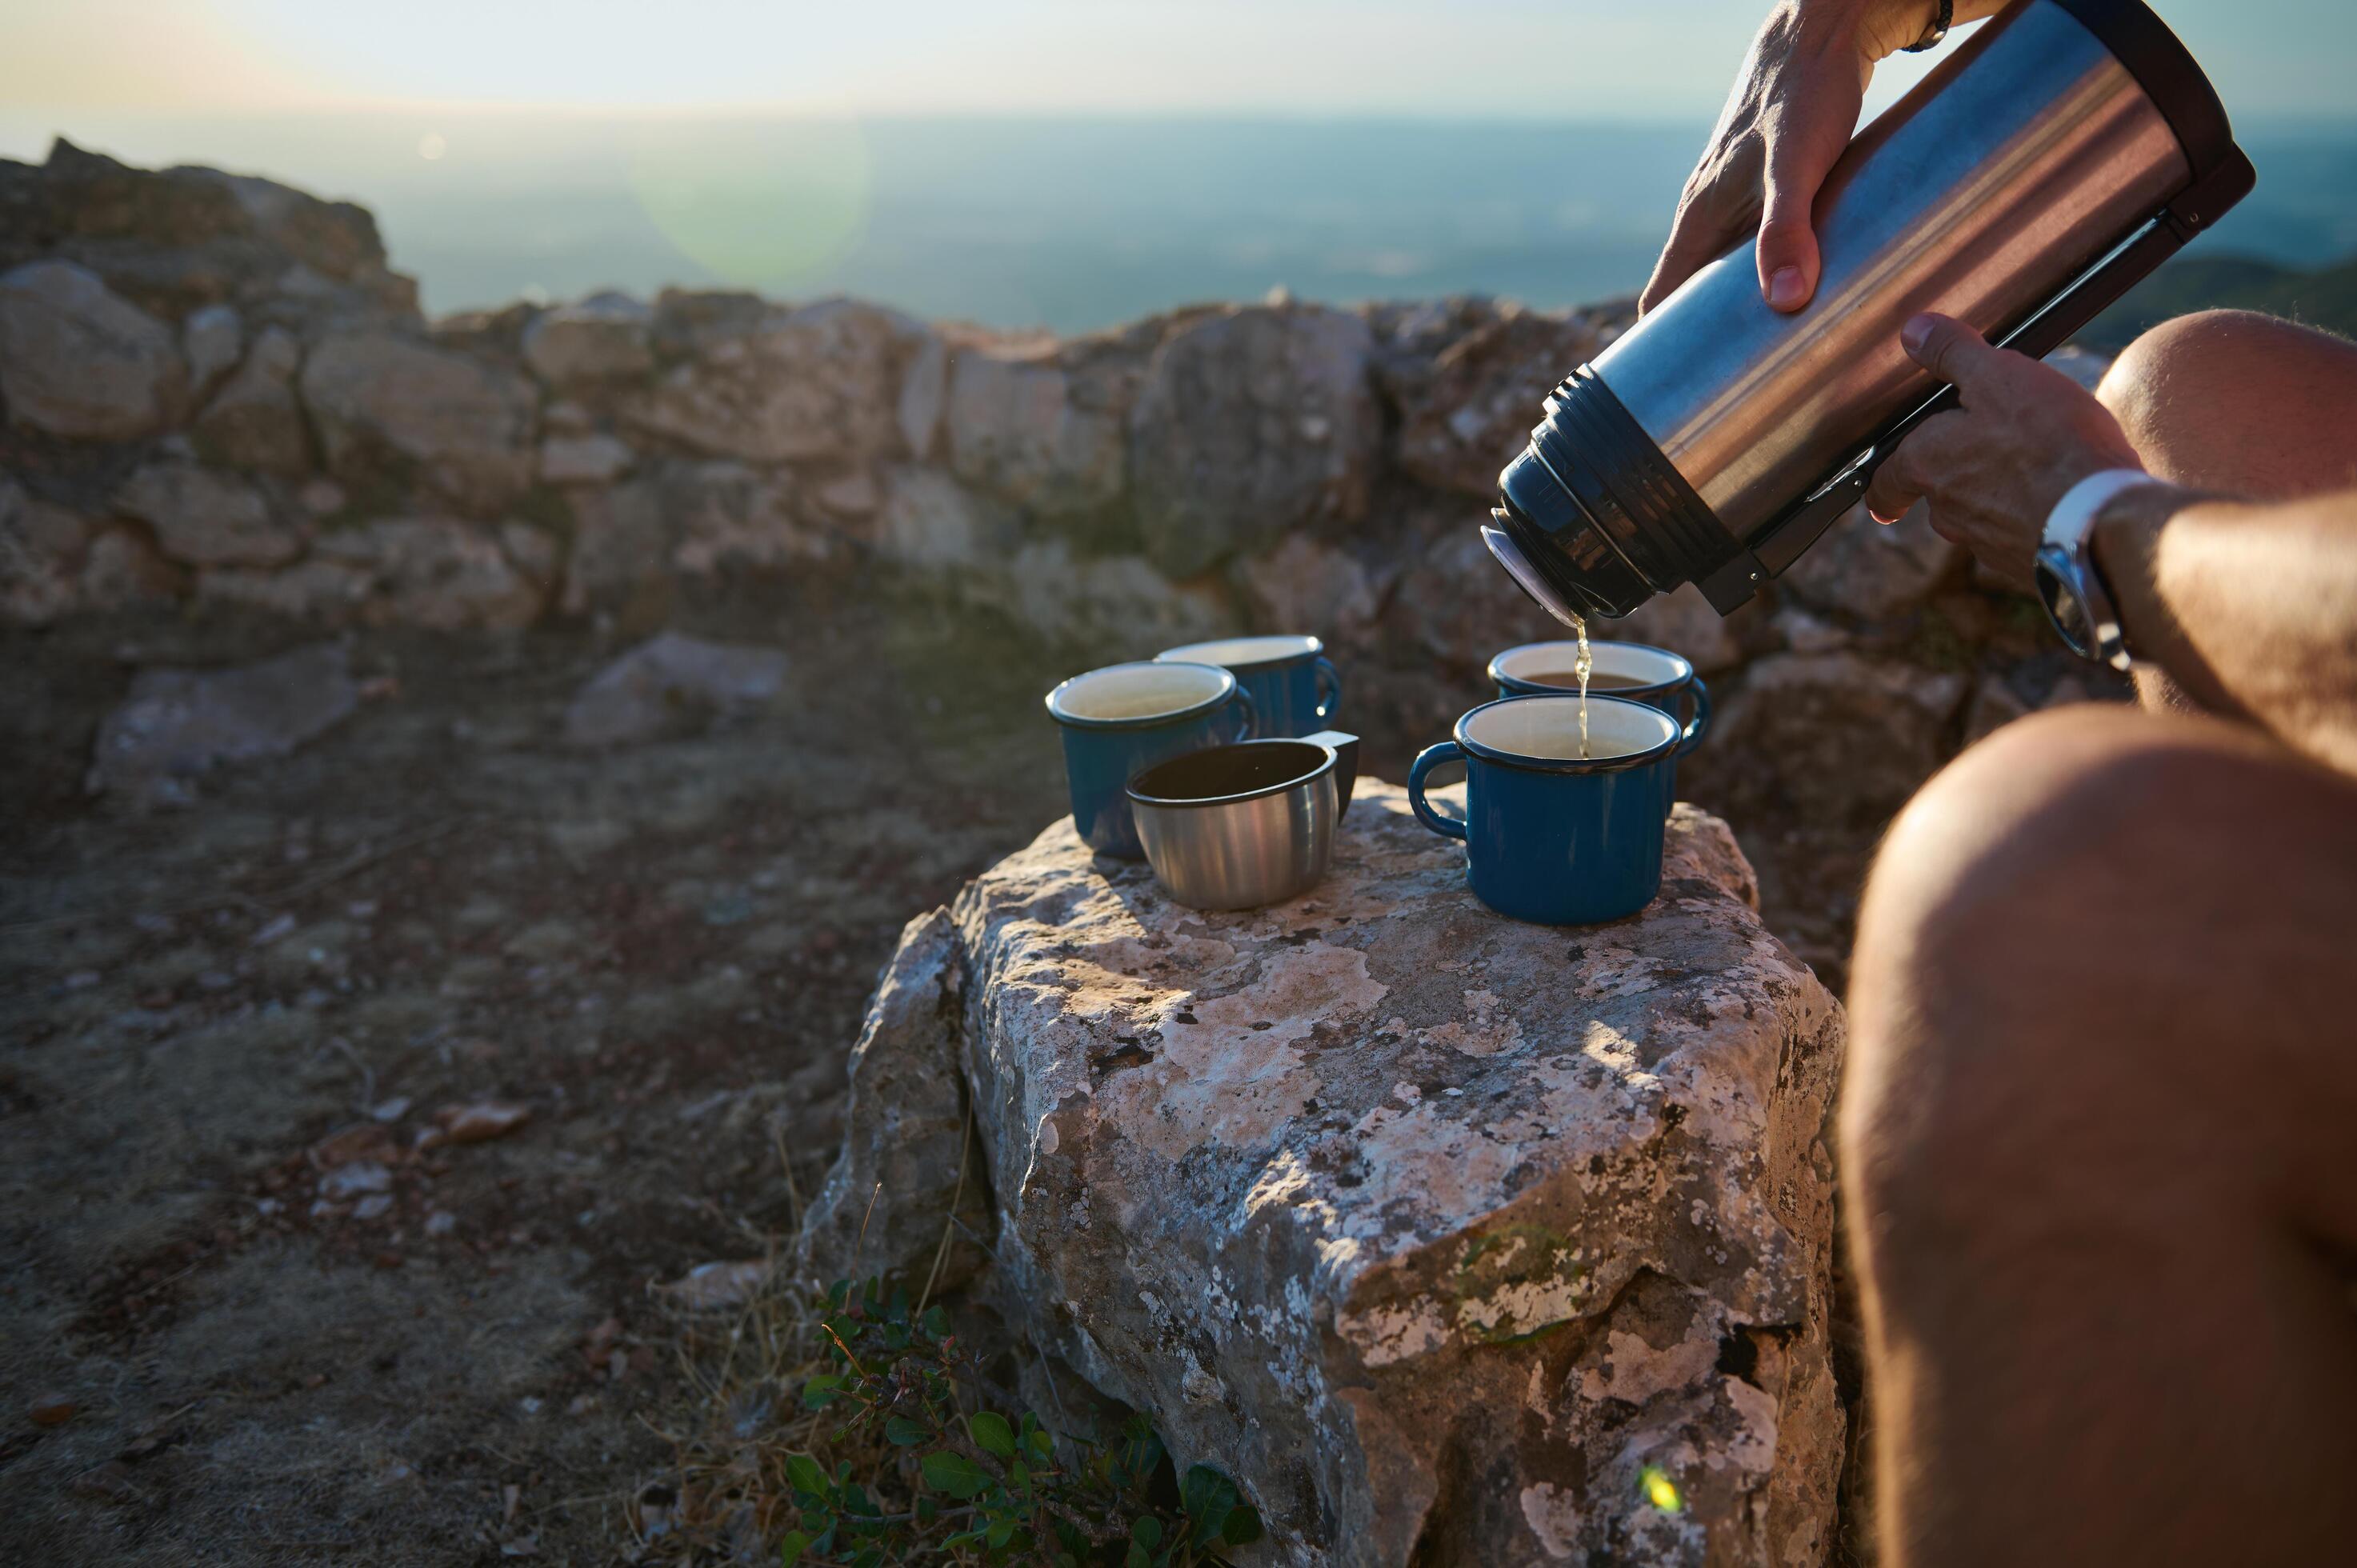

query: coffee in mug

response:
[1489,638,1712,818]
[1514,670,1650,690]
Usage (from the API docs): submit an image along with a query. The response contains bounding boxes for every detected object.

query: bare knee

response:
[1851,707,2208,999]
[1844,712,2149,1183]
[2097,310,2357,497]
[1841,708,2343,1250]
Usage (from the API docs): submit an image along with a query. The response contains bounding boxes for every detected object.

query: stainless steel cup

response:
[1126,730,1359,911]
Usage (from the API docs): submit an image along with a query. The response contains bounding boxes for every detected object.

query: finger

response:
[1867,452,1923,526]
[1640,170,1753,315]
[1863,448,1924,525]
[1863,410,1966,523]
[1901,313,2006,400]
[1756,129,1837,311]
[1640,203,1740,316]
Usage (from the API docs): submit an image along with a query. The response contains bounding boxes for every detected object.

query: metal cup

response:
[1126,730,1359,911]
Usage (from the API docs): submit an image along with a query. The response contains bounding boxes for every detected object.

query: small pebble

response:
[318,1162,392,1200]
[434,1101,530,1144]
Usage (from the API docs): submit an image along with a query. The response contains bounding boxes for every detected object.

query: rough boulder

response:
[1128,305,1379,578]
[299,330,538,512]
[0,260,186,440]
[806,782,1847,1566]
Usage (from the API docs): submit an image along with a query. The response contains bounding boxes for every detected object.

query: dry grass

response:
[627,1264,862,1562]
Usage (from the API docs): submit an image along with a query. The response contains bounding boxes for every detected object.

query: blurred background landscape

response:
[8,1,2354,339]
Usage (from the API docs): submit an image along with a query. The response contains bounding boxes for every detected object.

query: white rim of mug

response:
[1045,660,1238,730]
[1487,638,1692,696]
[1455,694,1679,775]
[1154,634,1324,672]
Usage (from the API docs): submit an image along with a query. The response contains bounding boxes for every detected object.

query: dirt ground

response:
[0,577,1089,1565]
[0,582,1858,1566]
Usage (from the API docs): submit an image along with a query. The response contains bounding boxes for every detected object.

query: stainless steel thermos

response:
[1485,0,2255,623]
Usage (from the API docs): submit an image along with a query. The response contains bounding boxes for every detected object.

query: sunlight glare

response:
[625,118,872,291]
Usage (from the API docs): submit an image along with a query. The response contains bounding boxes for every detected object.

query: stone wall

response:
[2,139,2127,972]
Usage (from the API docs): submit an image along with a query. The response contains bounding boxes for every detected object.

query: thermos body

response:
[1487,0,2255,625]
[1599,1,2182,545]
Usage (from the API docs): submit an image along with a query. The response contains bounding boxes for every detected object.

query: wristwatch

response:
[1903,0,1954,51]
[2034,468,2151,671]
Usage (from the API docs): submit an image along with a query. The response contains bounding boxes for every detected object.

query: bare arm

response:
[1641,0,2021,317]
[1865,313,2357,774]
[2096,485,2357,772]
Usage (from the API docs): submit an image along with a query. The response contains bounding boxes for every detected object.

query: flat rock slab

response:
[87,642,358,802]
[819,781,1846,1565]
[562,631,789,748]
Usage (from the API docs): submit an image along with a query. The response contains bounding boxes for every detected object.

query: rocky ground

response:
[0,579,1078,1566]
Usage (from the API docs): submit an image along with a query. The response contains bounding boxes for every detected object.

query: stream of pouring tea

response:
[1480,520,1591,756]
[1572,614,1592,758]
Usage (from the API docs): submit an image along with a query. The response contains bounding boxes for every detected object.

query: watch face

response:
[2035,544,2095,658]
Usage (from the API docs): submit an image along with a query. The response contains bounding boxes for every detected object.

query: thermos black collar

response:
[2051,0,2238,182]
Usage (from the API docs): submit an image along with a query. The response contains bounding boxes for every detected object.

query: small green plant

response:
[776,1278,1263,1567]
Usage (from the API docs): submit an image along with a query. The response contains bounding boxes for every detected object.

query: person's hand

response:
[1863,314,2145,589]
[1640,0,1958,318]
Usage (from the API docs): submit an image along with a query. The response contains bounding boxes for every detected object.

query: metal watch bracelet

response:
[2036,469,2154,671]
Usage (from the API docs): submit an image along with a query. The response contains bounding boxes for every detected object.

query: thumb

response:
[1902,312,2002,396]
[1756,132,1834,312]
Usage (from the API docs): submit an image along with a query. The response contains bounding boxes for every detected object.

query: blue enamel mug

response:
[1156,634,1341,739]
[1408,694,1680,926]
[1489,639,1710,815]
[1046,661,1255,859]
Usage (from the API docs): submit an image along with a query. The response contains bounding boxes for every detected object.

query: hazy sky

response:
[5,0,2352,124]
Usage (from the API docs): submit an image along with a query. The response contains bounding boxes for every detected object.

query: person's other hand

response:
[1639,1,1953,318]
[1863,314,2144,589]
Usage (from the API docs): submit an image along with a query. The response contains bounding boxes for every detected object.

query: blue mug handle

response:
[1675,676,1712,758]
[1312,656,1343,723]
[1407,742,1468,841]
[1226,685,1258,742]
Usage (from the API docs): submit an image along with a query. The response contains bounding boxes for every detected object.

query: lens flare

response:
[1640,1465,1683,1514]
[626,118,870,292]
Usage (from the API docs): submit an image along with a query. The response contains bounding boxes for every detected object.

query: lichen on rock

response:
[810,782,1846,1565]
